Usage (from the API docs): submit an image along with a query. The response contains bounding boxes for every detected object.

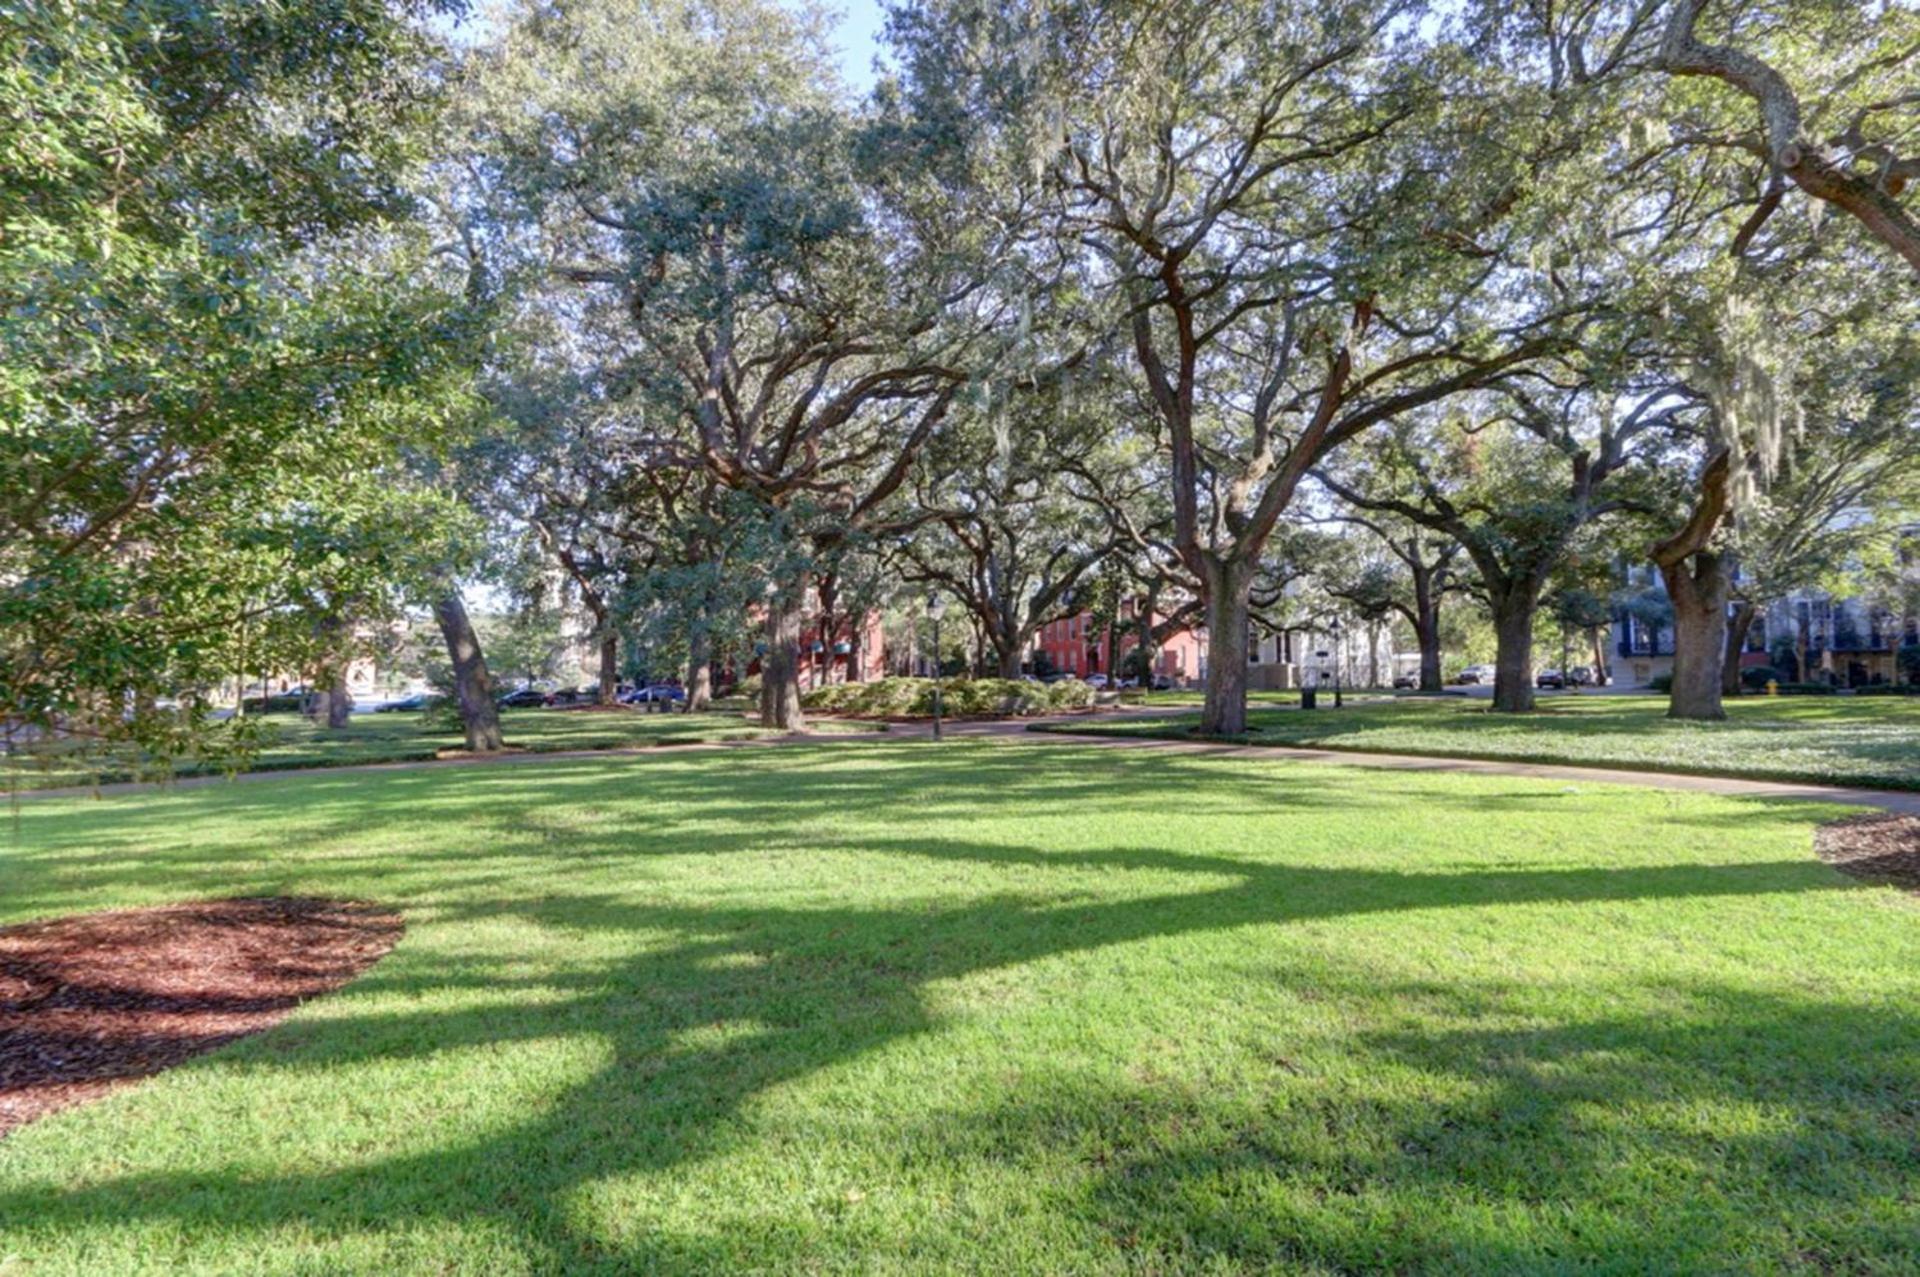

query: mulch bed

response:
[1815,813,1920,893]
[0,897,401,1137]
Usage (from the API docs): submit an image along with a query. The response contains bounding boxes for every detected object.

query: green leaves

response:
[1,1,477,759]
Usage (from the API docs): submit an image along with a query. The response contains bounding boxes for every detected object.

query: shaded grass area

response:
[1039,693,1920,790]
[1,742,1915,1273]
[1117,688,1401,710]
[3,709,881,791]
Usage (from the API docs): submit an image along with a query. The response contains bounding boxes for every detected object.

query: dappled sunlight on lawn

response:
[1,744,1914,1272]
[1050,693,1920,789]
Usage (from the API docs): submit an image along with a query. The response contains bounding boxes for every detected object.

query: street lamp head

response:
[926,591,948,622]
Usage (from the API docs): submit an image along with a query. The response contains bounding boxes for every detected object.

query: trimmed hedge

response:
[802,676,1095,717]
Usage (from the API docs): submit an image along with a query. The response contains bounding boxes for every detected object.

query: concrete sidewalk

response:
[868,713,1920,815]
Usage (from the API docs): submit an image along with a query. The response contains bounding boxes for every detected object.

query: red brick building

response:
[798,610,888,685]
[1035,597,1203,683]
[744,608,888,686]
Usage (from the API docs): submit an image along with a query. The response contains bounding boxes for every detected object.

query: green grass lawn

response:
[1118,688,1398,709]
[2,742,1915,1273]
[3,708,881,791]
[1042,693,1920,790]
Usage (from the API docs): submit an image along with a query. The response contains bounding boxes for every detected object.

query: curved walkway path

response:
[14,709,1920,816]
[980,716,1920,816]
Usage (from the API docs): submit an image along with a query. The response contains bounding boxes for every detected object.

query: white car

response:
[1084,674,1112,689]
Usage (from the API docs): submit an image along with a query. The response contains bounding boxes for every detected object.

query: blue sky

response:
[826,0,891,91]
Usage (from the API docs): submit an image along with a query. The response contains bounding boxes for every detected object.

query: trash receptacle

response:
[1301,688,1317,710]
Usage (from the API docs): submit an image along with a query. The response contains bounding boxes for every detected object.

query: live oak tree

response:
[1505,1,1920,273]
[1643,277,1919,717]
[1,0,473,761]
[1324,510,1464,693]
[622,476,780,712]
[1719,371,1920,695]
[268,480,490,730]
[1504,0,1920,718]
[1654,0,1920,274]
[476,0,988,731]
[896,0,1594,733]
[901,379,1121,679]
[1317,375,1671,712]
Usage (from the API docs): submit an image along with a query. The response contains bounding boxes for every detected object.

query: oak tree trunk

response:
[1489,585,1541,713]
[1411,568,1444,692]
[994,631,1023,680]
[434,591,504,752]
[686,618,712,713]
[597,633,619,705]
[1417,621,1443,692]
[1137,593,1159,687]
[760,575,806,732]
[1661,550,1730,721]
[1198,559,1253,736]
[325,665,352,729]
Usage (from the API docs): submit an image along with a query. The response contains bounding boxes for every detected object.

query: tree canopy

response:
[4,0,1915,758]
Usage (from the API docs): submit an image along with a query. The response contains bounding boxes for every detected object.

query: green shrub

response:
[1045,680,1095,710]
[803,684,852,711]
[1740,665,1778,690]
[1648,673,1673,693]
[799,677,1087,717]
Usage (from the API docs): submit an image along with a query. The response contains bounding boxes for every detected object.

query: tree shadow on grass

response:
[0,800,1882,1272]
[896,983,1920,1273]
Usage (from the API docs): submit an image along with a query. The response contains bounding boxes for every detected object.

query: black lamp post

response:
[927,590,948,740]
[1330,617,1345,708]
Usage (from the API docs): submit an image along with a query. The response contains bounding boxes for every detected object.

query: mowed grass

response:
[3,707,881,791]
[1043,693,1920,790]
[1,742,1916,1274]
[1118,689,1355,707]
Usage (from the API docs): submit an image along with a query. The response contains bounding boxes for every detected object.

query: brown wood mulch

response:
[1814,813,1920,893]
[0,897,401,1137]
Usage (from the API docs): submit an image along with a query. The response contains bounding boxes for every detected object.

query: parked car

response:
[1150,675,1175,691]
[1535,668,1565,689]
[375,693,435,713]
[1454,664,1496,685]
[1567,665,1604,687]
[1040,672,1079,684]
[1393,672,1419,690]
[497,687,548,709]
[1085,674,1112,689]
[620,684,686,705]
[241,687,306,713]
